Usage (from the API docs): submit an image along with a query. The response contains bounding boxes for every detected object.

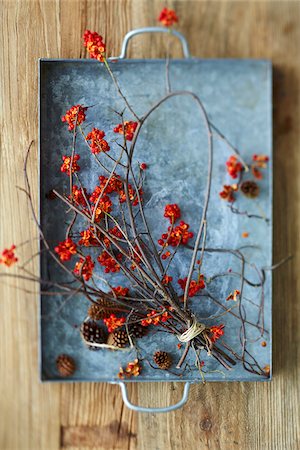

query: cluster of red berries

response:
[164,204,181,223]
[226,155,243,179]
[178,276,205,297]
[97,250,122,273]
[112,286,129,297]
[162,275,173,285]
[99,175,123,194]
[83,30,106,62]
[73,256,95,281]
[60,154,80,175]
[159,221,193,248]
[62,105,87,131]
[141,309,172,327]
[0,245,18,267]
[130,244,143,270]
[118,359,141,379]
[251,154,269,179]
[220,154,269,203]
[219,184,238,203]
[113,121,138,141]
[109,226,123,240]
[78,227,100,247]
[86,128,110,154]
[90,196,112,222]
[90,176,141,208]
[118,184,142,206]
[209,324,225,343]
[70,185,88,206]
[158,7,178,27]
[54,238,77,261]
[158,204,193,259]
[104,314,126,333]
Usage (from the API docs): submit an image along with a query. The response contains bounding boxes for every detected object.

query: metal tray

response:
[39,28,272,412]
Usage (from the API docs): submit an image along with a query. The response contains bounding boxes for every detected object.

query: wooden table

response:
[0,1,299,449]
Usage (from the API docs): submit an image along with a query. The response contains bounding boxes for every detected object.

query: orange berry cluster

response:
[162,275,173,285]
[73,255,95,281]
[55,238,77,261]
[164,204,181,223]
[97,250,122,273]
[104,314,126,332]
[0,245,18,267]
[251,154,269,179]
[209,324,225,343]
[219,184,238,202]
[69,185,88,206]
[112,286,129,297]
[79,227,100,247]
[90,196,112,222]
[158,7,178,27]
[83,30,106,62]
[60,154,80,175]
[86,128,110,154]
[62,105,87,131]
[99,175,123,194]
[220,153,269,203]
[226,155,243,179]
[118,359,141,379]
[141,309,172,327]
[178,276,205,297]
[159,221,193,249]
[113,121,138,141]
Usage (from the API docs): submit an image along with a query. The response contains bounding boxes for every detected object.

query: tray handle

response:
[113,27,190,60]
[119,381,191,413]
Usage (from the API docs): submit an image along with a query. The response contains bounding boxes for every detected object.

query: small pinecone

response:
[153,351,172,370]
[56,354,76,377]
[241,180,260,199]
[87,299,115,320]
[81,320,106,350]
[107,329,129,348]
[128,316,147,339]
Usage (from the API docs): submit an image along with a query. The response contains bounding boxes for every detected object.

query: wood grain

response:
[0,1,299,449]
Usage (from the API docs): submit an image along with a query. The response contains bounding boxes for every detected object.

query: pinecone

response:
[128,315,147,339]
[241,180,260,198]
[81,320,106,350]
[87,299,115,320]
[56,354,76,377]
[153,351,172,370]
[107,329,129,348]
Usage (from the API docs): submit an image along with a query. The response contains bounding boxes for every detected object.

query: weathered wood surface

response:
[0,1,299,449]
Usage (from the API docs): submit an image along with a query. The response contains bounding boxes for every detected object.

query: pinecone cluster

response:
[81,320,106,350]
[107,328,129,348]
[128,315,147,339]
[87,299,115,320]
[56,354,76,377]
[241,180,260,198]
[153,351,172,370]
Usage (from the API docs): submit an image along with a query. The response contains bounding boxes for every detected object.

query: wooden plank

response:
[0,1,61,449]
[0,1,299,449]
[60,383,137,449]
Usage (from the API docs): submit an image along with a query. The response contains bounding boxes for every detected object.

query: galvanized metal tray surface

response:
[39,53,272,384]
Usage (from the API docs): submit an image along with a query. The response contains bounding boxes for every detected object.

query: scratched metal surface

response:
[39,58,272,382]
